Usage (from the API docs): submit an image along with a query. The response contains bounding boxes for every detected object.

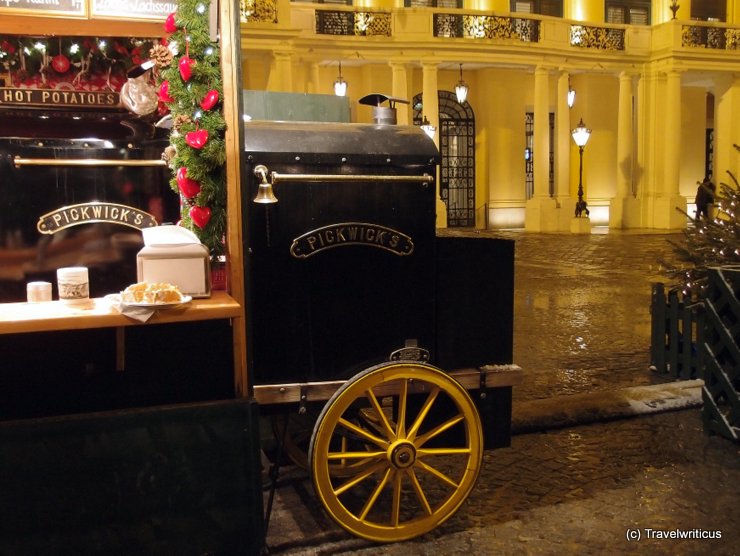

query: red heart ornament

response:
[176,167,201,198]
[164,12,177,33]
[200,89,219,111]
[158,80,174,103]
[185,129,208,149]
[178,55,195,81]
[189,205,211,229]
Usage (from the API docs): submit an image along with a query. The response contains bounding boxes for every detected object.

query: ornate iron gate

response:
[414,90,475,227]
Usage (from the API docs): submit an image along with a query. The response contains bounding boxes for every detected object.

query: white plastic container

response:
[26,281,52,303]
[57,267,89,305]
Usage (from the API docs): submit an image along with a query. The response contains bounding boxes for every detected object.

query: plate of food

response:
[118,282,192,308]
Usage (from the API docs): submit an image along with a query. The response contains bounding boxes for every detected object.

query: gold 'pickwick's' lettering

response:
[37,202,158,234]
[290,222,414,259]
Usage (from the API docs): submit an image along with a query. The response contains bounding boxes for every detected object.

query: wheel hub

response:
[388,440,416,469]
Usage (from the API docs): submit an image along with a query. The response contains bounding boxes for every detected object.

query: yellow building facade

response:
[242,0,740,231]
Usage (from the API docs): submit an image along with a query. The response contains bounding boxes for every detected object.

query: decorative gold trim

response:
[290,222,414,259]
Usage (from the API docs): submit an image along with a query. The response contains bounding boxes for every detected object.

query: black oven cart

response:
[243,120,519,543]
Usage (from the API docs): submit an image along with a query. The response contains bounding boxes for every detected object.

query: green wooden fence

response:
[651,267,740,442]
[650,283,703,380]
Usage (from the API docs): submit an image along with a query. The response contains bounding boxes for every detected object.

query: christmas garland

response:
[153,0,226,259]
[0,36,156,90]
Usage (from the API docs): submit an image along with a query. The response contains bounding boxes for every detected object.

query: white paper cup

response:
[27,281,52,303]
[57,267,89,304]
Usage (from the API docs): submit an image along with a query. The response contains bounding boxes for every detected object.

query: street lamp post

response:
[571,118,591,218]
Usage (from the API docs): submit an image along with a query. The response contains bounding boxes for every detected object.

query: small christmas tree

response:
[667,170,740,300]
[152,0,226,259]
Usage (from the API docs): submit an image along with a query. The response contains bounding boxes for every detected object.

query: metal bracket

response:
[390,339,430,362]
[299,384,308,415]
[479,368,488,400]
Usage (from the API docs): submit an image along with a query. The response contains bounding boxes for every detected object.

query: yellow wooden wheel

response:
[309,362,483,543]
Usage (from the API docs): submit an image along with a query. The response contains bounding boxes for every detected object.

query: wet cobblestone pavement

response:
[484,230,682,401]
[273,409,740,555]
[264,231,740,555]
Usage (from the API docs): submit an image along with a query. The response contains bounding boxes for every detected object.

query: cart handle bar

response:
[14,157,167,168]
[265,170,434,185]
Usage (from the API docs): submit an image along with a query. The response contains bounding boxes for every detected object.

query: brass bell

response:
[253,164,278,204]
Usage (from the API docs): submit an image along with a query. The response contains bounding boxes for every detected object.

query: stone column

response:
[390,61,410,125]
[267,51,293,92]
[554,69,572,230]
[609,71,636,229]
[653,69,686,229]
[713,74,740,185]
[305,62,320,94]
[533,66,550,199]
[525,66,559,231]
[422,62,447,228]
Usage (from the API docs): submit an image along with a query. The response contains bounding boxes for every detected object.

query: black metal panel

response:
[244,121,440,384]
[0,320,235,421]
[435,235,515,369]
[0,399,264,556]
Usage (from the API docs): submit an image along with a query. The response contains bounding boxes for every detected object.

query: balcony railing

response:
[570,23,625,50]
[682,24,740,50]
[315,9,392,36]
[242,1,740,58]
[433,13,540,42]
[242,0,278,23]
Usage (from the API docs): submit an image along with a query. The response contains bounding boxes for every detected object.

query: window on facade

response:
[691,0,725,21]
[605,1,650,25]
[405,0,462,7]
[511,0,562,17]
[524,112,554,200]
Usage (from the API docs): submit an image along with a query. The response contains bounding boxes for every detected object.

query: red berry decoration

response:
[51,54,70,74]
[185,129,209,149]
[165,12,177,33]
[189,205,211,229]
[200,89,219,111]
[176,167,201,198]
[178,55,195,81]
[158,80,174,103]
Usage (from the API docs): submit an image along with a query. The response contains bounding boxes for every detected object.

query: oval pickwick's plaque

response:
[37,202,158,234]
[290,222,414,259]
[0,0,86,17]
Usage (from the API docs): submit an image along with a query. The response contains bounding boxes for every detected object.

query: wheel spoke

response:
[366,389,397,441]
[334,460,388,496]
[337,417,388,449]
[414,413,465,447]
[415,458,461,489]
[406,386,440,441]
[396,378,408,438]
[417,447,472,457]
[359,467,393,520]
[391,470,402,526]
[406,468,433,516]
[327,450,385,461]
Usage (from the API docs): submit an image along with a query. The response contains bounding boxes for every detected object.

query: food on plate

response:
[121,281,183,304]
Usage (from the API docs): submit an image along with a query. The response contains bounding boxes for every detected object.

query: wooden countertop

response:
[0,291,242,335]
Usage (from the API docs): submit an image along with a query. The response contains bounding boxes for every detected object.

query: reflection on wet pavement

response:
[446,230,685,401]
